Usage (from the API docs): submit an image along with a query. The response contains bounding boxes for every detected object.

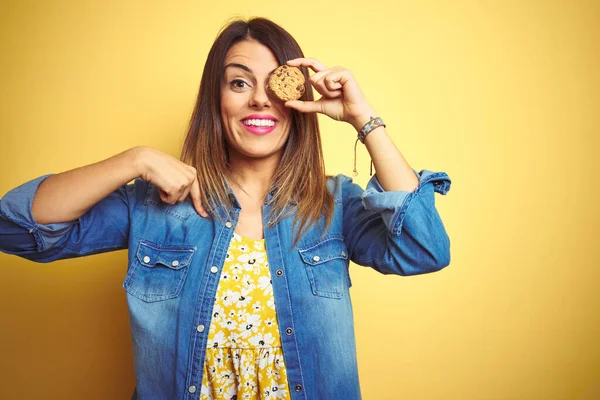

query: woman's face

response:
[220,39,293,163]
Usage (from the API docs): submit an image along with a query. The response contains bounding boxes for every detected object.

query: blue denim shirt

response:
[0,169,451,400]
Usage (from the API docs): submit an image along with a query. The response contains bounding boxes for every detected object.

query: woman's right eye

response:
[230,79,249,90]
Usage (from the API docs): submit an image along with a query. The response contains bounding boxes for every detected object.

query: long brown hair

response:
[180,17,333,245]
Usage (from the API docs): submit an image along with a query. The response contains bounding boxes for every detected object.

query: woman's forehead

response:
[224,41,278,75]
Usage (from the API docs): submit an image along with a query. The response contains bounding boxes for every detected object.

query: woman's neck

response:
[228,155,279,204]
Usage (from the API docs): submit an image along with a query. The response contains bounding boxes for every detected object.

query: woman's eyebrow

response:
[224,63,278,75]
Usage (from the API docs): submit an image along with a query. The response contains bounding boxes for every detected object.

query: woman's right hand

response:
[133,146,208,218]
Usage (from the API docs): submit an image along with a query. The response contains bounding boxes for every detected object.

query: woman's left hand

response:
[284,58,375,130]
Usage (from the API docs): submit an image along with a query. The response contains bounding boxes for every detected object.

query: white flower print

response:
[239,355,254,378]
[210,330,226,349]
[201,235,290,400]
[200,382,214,400]
[221,289,239,307]
[217,368,237,390]
[239,378,258,399]
[237,327,256,341]
[213,352,225,368]
[211,303,225,322]
[218,315,238,331]
[261,358,276,380]
[270,383,289,400]
[264,317,275,328]
[244,313,261,328]
[248,332,276,348]
[237,314,261,339]
[223,384,237,399]
[236,308,246,320]
[228,329,241,347]
[214,386,225,397]
[234,291,253,309]
[257,275,274,297]
[274,354,284,369]
[231,233,242,243]
[238,251,266,271]
[241,274,256,290]
[251,301,263,313]
[230,262,244,275]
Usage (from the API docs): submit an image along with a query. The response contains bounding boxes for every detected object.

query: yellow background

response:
[0,0,598,399]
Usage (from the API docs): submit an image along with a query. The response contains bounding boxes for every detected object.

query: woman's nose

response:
[249,84,273,107]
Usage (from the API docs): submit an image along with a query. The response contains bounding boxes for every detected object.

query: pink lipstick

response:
[242,122,277,135]
[241,115,278,135]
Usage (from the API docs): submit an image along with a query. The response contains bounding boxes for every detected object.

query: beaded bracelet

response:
[357,116,386,143]
[353,116,386,176]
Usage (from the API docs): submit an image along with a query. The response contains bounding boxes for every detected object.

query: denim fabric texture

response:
[0,169,452,400]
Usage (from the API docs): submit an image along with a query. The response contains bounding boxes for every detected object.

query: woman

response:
[0,17,451,400]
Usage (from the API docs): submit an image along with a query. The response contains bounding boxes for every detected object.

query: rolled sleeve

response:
[0,174,77,252]
[361,169,452,235]
[0,174,146,263]
[342,169,452,276]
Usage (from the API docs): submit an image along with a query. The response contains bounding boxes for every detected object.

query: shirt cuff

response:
[361,169,452,235]
[0,174,77,252]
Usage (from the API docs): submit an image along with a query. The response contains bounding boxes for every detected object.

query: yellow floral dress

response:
[200,232,291,400]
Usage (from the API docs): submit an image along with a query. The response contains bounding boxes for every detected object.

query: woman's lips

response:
[241,122,277,135]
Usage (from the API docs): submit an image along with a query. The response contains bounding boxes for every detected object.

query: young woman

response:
[0,17,451,400]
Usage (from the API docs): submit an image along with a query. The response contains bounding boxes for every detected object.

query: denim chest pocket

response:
[123,240,196,302]
[298,236,352,299]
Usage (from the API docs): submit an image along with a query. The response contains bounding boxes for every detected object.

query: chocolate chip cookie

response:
[267,65,306,102]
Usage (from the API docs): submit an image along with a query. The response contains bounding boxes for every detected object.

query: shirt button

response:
[188,385,197,393]
[294,384,303,392]
[276,269,283,276]
[143,256,150,263]
[341,250,347,257]
[197,324,205,332]
[312,255,320,262]
[171,260,179,267]
[210,266,218,273]
[285,327,293,335]
[225,221,233,228]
